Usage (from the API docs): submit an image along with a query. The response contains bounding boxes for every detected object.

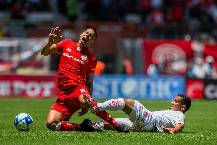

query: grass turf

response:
[0,98,217,145]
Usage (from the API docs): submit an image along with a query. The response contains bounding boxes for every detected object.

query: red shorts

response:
[50,85,90,117]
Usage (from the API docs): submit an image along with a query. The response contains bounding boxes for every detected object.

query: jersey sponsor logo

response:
[63,53,85,64]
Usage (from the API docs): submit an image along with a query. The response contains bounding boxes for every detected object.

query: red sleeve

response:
[56,39,70,52]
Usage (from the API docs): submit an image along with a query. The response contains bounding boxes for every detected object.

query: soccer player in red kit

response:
[41,27,123,131]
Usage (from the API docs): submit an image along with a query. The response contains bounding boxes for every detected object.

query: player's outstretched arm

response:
[41,27,62,56]
[163,123,184,134]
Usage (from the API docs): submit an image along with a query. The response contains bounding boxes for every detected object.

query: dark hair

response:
[86,27,97,38]
[177,94,191,112]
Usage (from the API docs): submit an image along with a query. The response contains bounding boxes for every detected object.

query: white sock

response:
[97,98,125,111]
[55,121,62,131]
[92,120,104,131]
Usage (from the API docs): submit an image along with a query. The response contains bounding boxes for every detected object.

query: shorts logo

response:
[80,88,86,93]
[152,44,187,74]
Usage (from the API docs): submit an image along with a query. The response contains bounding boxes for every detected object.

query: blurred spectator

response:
[100,0,113,21]
[148,8,164,27]
[147,59,159,76]
[121,57,134,75]
[150,0,163,9]
[66,0,77,21]
[1,0,217,76]
[188,57,206,79]
[138,0,151,23]
[0,0,8,10]
[26,0,50,12]
[9,0,26,19]
[94,60,106,76]
[207,1,217,24]
[84,0,101,21]
[204,55,217,78]
[167,1,185,23]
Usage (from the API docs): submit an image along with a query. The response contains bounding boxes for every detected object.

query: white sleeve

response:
[175,116,185,125]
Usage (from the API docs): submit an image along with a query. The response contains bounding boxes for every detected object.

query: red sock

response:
[59,121,79,131]
[90,98,119,127]
[95,110,119,127]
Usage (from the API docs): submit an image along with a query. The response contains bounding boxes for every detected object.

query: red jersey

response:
[56,39,97,88]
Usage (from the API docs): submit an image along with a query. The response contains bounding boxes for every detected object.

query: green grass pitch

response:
[0,98,217,145]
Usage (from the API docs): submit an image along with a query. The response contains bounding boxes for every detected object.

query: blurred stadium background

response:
[0,0,217,100]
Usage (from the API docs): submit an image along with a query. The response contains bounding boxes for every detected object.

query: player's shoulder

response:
[63,38,76,44]
[173,110,185,118]
[61,39,77,49]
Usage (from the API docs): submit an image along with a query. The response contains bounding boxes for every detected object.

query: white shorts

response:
[115,118,133,131]
[128,101,155,131]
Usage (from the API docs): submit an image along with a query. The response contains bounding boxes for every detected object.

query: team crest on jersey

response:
[67,48,72,52]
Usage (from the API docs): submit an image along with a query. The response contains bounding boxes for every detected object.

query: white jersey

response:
[119,101,185,132]
[153,110,185,132]
[128,101,156,131]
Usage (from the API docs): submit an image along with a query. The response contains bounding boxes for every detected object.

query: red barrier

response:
[0,74,58,98]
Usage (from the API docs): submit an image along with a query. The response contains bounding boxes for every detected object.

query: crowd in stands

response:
[0,0,217,40]
[1,0,217,78]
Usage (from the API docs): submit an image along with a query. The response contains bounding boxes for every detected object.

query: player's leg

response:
[92,118,133,132]
[46,109,74,130]
[79,94,123,131]
[46,98,85,131]
[96,98,155,131]
[127,100,155,131]
[97,98,135,115]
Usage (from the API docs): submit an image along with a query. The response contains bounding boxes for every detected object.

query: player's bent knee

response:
[124,99,135,108]
[123,99,135,115]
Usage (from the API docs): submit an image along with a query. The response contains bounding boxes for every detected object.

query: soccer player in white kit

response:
[92,94,191,134]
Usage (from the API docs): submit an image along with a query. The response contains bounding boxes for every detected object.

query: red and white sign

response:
[0,74,58,98]
[143,40,193,75]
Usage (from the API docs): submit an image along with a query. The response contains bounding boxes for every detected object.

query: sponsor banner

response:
[186,79,204,99]
[143,40,193,75]
[0,74,58,98]
[93,75,185,100]
[204,79,217,99]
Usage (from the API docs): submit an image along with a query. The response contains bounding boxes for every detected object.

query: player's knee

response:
[124,99,135,108]
[123,99,135,115]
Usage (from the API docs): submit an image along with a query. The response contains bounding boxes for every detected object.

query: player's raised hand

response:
[48,27,62,44]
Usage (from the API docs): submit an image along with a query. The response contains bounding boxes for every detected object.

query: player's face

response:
[170,96,185,111]
[79,29,96,47]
